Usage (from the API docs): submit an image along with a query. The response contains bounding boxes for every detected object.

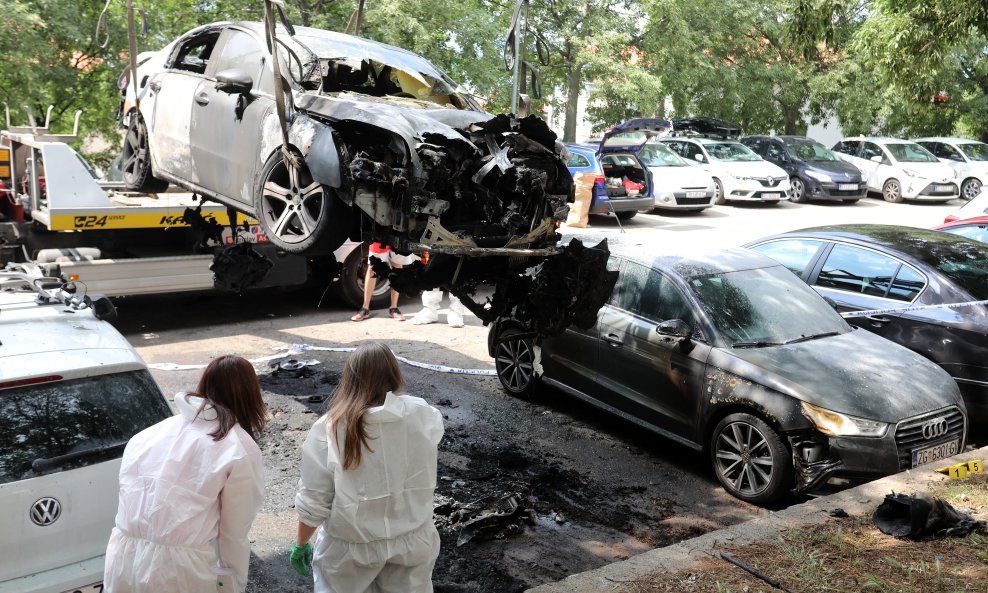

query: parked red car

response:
[933,216,988,244]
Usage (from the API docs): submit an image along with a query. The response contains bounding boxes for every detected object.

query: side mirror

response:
[693,154,706,163]
[657,319,692,339]
[215,69,254,95]
[869,155,883,163]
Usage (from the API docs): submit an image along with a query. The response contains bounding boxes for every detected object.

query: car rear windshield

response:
[959,143,988,162]
[787,139,838,162]
[638,142,688,167]
[0,371,171,485]
[886,143,939,163]
[688,265,850,346]
[706,142,761,162]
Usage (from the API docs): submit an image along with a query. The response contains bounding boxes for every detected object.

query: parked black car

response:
[741,135,866,203]
[746,225,988,421]
[489,246,966,504]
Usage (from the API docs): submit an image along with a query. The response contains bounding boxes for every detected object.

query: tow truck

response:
[0,105,384,305]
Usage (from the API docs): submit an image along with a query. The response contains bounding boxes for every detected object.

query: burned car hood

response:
[715,329,962,421]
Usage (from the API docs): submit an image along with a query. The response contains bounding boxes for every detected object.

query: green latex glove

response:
[290,542,313,577]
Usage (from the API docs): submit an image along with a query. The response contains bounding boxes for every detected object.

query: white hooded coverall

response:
[295,392,444,593]
[103,393,264,593]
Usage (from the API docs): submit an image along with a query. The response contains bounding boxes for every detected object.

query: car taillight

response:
[594,175,606,185]
[0,375,63,390]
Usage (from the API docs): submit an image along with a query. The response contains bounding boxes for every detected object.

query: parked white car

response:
[831,137,959,203]
[660,137,790,204]
[0,265,173,593]
[636,141,716,211]
[913,137,988,201]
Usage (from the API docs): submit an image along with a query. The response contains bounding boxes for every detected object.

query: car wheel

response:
[710,413,792,504]
[615,210,637,220]
[882,178,904,203]
[494,328,539,398]
[789,177,807,203]
[121,113,168,193]
[335,243,392,310]
[961,178,982,201]
[254,150,349,254]
[713,178,726,205]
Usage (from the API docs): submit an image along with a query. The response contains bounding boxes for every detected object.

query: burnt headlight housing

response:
[802,402,889,438]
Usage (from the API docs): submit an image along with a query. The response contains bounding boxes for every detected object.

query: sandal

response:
[389,307,405,321]
[351,308,372,321]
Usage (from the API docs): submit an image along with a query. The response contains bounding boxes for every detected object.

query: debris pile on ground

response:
[872,491,986,539]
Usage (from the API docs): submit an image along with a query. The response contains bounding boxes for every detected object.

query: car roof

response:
[913,137,986,145]
[232,21,428,60]
[755,224,988,265]
[935,215,988,228]
[0,290,144,381]
[607,242,780,278]
[839,137,913,144]
[566,143,599,154]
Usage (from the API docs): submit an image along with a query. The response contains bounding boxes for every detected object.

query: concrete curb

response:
[527,446,988,593]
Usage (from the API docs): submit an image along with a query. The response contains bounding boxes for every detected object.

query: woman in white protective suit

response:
[291,342,444,593]
[103,355,267,593]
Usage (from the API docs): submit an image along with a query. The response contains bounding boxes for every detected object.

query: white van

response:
[0,265,172,593]
[831,137,959,202]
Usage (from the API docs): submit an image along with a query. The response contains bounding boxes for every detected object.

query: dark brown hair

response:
[192,355,268,441]
[326,342,404,470]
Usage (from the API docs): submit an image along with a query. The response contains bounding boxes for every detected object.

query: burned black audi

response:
[489,246,968,504]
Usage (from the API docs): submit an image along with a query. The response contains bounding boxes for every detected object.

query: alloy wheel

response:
[962,179,982,201]
[883,179,902,203]
[495,335,535,395]
[258,156,326,245]
[121,121,148,185]
[790,178,805,203]
[714,421,775,497]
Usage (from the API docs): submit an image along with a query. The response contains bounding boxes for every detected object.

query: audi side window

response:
[815,244,899,298]
[749,239,825,277]
[637,269,697,328]
[605,256,624,307]
[567,153,591,168]
[612,261,648,313]
[888,265,926,302]
[172,33,220,74]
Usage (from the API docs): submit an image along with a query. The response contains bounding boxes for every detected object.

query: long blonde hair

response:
[326,342,405,470]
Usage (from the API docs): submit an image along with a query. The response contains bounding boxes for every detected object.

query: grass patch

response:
[610,472,988,592]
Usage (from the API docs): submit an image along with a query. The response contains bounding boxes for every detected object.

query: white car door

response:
[147,29,222,186]
[857,141,889,191]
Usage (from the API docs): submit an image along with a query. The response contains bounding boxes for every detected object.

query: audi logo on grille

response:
[921,418,949,440]
[30,497,61,526]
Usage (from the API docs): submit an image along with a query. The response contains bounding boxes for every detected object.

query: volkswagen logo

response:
[921,418,949,440]
[30,497,61,526]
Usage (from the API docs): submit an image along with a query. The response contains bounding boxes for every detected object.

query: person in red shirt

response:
[351,243,411,321]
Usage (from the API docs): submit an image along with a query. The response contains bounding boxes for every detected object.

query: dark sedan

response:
[746,225,988,421]
[741,135,866,203]
[489,246,966,504]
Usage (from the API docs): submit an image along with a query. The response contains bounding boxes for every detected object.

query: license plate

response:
[761,193,781,200]
[935,185,954,192]
[685,191,706,198]
[911,439,959,468]
[838,183,857,191]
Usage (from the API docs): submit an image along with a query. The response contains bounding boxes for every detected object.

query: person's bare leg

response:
[361,265,376,310]
[388,263,404,320]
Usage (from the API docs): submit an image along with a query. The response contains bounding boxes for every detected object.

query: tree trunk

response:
[564,65,581,143]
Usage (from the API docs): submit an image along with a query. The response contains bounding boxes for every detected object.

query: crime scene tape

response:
[936,460,984,479]
[839,299,988,319]
[148,343,497,376]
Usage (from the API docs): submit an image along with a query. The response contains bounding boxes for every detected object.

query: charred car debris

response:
[119,18,612,334]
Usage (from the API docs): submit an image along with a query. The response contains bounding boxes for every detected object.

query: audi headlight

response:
[903,168,921,178]
[801,402,889,437]
[805,170,832,182]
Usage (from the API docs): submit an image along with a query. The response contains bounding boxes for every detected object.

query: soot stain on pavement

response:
[250,355,704,593]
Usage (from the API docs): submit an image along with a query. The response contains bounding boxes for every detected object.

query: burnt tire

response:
[713,178,726,205]
[122,113,168,193]
[254,150,349,254]
[615,210,637,220]
[710,413,792,504]
[494,328,539,399]
[882,178,904,203]
[335,243,392,310]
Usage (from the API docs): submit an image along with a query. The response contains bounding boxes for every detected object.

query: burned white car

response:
[120,21,603,330]
[122,21,570,255]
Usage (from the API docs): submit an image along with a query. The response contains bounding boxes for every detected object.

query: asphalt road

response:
[118,195,972,592]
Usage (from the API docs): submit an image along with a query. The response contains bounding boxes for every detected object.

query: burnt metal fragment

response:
[210,243,273,293]
[873,492,986,539]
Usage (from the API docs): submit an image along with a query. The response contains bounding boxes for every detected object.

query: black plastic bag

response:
[873,492,985,539]
[210,243,273,293]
